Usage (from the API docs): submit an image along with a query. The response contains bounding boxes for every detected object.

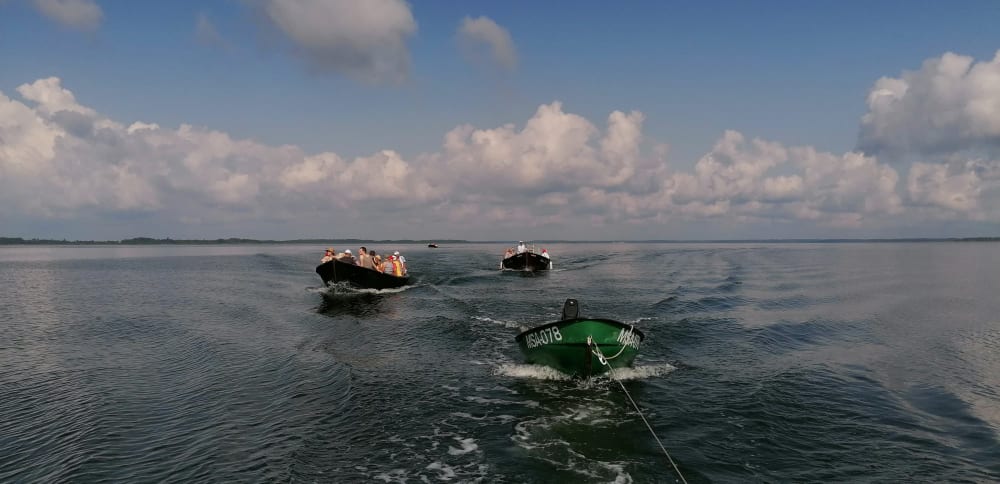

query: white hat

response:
[344,249,352,254]
[393,251,400,256]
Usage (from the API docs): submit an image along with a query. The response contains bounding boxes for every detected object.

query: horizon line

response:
[2,236,999,245]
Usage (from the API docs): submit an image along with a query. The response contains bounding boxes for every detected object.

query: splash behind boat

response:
[316,258,409,290]
[514,299,644,377]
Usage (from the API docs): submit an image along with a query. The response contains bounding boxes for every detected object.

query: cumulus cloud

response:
[859,50,1000,157]
[457,16,517,71]
[259,0,417,84]
[5,59,1000,238]
[31,0,103,32]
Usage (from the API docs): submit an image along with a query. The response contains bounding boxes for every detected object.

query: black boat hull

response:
[501,252,551,271]
[316,259,409,290]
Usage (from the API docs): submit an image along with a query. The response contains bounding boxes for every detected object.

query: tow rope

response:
[589,336,688,484]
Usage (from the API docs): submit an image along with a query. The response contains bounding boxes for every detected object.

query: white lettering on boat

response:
[526,326,563,349]
[617,327,641,350]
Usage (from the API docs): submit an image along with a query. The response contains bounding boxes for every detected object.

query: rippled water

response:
[1,242,999,482]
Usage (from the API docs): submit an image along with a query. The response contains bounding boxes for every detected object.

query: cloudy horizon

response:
[2,1,999,241]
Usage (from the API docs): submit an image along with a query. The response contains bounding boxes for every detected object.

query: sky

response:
[2,0,1000,241]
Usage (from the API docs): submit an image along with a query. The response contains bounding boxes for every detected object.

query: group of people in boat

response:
[321,246,407,277]
[503,241,549,259]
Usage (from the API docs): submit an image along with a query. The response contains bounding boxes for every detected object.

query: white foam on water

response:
[493,363,572,380]
[471,315,523,330]
[464,395,540,408]
[446,437,478,456]
[348,283,421,295]
[512,416,634,482]
[449,411,517,424]
[372,469,408,483]
[494,362,676,381]
[605,363,676,380]
[425,462,456,480]
[316,281,423,296]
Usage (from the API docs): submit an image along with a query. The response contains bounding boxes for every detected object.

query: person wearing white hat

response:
[338,248,356,264]
[392,251,407,275]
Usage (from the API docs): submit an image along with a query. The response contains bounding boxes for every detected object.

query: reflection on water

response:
[2,242,1000,482]
[317,291,389,318]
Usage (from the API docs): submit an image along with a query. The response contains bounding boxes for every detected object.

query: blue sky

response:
[2,0,1000,240]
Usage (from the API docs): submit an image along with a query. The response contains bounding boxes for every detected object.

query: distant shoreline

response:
[2,236,998,246]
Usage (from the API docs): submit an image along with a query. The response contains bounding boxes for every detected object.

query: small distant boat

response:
[316,258,409,290]
[427,243,438,248]
[500,241,551,271]
[515,299,644,377]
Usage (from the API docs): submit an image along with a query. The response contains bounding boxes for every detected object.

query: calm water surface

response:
[1,242,999,482]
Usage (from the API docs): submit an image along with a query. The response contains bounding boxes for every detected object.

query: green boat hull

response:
[515,318,644,377]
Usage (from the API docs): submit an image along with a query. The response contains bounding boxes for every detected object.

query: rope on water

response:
[589,336,688,484]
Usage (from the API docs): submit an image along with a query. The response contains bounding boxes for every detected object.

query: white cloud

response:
[859,50,1000,157]
[31,0,102,32]
[457,16,517,71]
[907,158,1000,220]
[260,0,417,84]
[2,67,1000,239]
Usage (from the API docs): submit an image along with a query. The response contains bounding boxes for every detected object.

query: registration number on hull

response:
[617,327,641,350]
[525,326,563,348]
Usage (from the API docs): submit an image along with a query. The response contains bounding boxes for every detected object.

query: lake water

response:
[1,242,999,482]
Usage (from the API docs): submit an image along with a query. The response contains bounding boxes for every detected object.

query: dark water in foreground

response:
[1,242,999,483]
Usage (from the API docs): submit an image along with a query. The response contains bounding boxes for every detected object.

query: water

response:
[1,242,999,482]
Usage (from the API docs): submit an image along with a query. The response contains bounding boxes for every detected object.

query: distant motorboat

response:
[515,299,644,377]
[316,258,409,290]
[427,243,438,248]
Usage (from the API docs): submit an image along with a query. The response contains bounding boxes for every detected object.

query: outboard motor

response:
[561,298,579,320]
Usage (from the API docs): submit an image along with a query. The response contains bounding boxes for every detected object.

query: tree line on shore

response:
[0,237,470,245]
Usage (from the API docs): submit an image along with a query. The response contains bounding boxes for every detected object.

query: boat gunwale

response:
[514,317,646,342]
[316,258,410,288]
[500,251,551,271]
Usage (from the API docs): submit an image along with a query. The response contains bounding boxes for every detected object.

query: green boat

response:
[514,299,645,377]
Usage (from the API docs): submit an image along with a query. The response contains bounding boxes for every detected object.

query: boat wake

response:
[311,282,422,295]
[493,363,573,380]
[471,315,525,330]
[494,362,676,381]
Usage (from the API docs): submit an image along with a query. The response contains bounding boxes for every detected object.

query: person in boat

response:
[358,247,373,270]
[516,241,527,254]
[383,255,396,275]
[391,255,404,277]
[339,249,356,264]
[321,247,335,263]
[393,251,407,275]
[541,248,549,259]
[503,247,514,259]
[372,255,383,272]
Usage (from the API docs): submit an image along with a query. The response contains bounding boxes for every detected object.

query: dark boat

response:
[428,243,438,248]
[501,251,551,271]
[316,258,409,290]
[501,242,551,271]
[515,299,644,377]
